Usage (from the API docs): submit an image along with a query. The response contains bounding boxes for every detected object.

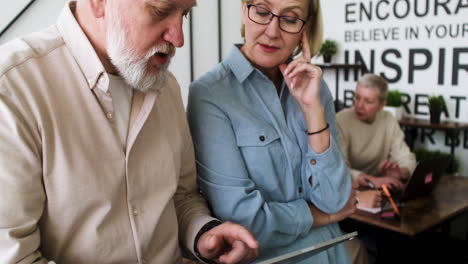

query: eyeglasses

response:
[246,4,307,34]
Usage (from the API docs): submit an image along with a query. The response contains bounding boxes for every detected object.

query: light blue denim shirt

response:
[187,45,352,263]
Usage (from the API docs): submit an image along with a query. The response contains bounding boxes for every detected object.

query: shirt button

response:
[298,186,303,193]
[106,112,113,119]
[133,209,138,216]
[308,176,313,185]
[310,159,316,165]
[259,135,265,142]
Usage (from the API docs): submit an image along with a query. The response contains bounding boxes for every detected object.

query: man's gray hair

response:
[358,73,388,101]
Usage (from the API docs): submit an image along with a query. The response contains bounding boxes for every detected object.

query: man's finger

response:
[207,222,259,251]
[198,234,223,259]
[218,240,248,264]
[225,223,259,249]
[241,246,259,264]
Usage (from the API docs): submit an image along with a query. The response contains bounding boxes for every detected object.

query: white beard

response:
[106,9,174,93]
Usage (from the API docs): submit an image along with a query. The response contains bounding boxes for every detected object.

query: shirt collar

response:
[56,1,109,92]
[223,44,256,84]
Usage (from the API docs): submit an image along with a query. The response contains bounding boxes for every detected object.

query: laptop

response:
[255,231,358,264]
[395,155,452,201]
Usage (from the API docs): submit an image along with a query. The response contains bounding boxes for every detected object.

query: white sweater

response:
[336,108,417,181]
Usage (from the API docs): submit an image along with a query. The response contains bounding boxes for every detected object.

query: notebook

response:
[255,231,358,264]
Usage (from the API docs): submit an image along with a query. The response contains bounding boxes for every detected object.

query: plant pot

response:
[429,109,441,124]
[383,106,403,120]
[323,55,332,63]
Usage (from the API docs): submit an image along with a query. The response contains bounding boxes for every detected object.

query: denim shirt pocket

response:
[234,126,289,200]
[235,127,280,147]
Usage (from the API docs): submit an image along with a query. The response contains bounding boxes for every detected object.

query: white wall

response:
[0,0,66,44]
[319,0,468,176]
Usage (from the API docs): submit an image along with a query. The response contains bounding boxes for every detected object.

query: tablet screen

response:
[256,231,358,264]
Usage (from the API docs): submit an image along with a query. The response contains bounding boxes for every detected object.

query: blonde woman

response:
[188,0,359,263]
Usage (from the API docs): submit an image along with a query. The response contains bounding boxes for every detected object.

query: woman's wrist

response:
[302,106,326,131]
[306,123,329,135]
[308,202,331,228]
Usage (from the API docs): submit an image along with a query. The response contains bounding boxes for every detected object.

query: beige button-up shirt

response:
[0,2,214,263]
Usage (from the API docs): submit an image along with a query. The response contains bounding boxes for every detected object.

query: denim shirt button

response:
[310,159,316,165]
[259,135,265,142]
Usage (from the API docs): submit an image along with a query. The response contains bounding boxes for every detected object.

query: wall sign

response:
[320,0,468,175]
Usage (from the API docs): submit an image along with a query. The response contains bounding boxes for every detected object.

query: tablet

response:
[256,231,358,264]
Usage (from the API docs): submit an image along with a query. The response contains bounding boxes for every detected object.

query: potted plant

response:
[428,95,446,124]
[384,89,404,119]
[414,148,459,174]
[317,39,338,63]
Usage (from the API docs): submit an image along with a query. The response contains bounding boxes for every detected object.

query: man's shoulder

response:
[0,25,64,77]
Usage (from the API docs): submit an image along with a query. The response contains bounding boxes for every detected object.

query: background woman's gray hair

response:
[358,73,388,102]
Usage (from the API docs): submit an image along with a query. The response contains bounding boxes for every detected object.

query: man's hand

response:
[197,222,258,264]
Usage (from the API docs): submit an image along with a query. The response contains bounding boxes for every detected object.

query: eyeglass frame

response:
[246,3,308,34]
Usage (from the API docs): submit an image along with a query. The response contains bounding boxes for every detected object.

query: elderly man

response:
[0,0,258,263]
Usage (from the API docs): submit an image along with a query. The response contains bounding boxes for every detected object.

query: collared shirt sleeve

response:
[165,74,216,260]
[0,77,50,264]
[187,81,313,250]
[301,82,352,214]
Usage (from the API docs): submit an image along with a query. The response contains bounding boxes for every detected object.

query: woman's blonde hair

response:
[240,0,323,56]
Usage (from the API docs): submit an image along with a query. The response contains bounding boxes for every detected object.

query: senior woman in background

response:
[336,73,417,209]
[188,0,362,263]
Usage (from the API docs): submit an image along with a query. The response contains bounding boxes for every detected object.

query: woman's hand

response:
[367,174,404,190]
[356,190,382,209]
[279,32,322,109]
[281,32,329,153]
[308,182,358,228]
[329,182,358,223]
[379,160,411,181]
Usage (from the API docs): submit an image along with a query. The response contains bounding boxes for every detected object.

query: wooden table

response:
[349,175,468,236]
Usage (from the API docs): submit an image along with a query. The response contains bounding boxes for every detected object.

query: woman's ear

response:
[89,0,106,18]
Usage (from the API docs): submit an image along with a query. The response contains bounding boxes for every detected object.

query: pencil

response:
[381,184,400,216]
